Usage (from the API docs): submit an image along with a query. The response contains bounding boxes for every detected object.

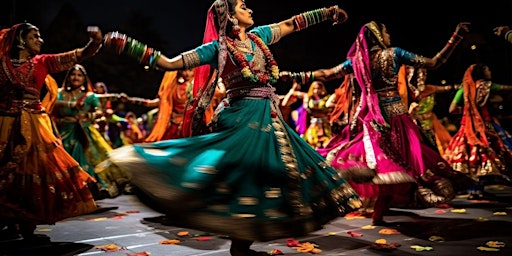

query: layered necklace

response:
[226,33,279,85]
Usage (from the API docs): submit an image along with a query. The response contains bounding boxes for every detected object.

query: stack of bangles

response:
[104,31,161,69]
[291,71,314,85]
[292,6,338,31]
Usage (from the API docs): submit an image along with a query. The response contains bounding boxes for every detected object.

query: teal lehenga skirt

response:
[109,96,361,241]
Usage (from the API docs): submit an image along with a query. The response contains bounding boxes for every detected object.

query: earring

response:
[17,39,26,50]
[229,16,240,36]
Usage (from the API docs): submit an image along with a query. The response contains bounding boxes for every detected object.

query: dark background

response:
[2,0,512,120]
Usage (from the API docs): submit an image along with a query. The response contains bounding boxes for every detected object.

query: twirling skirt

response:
[0,111,97,224]
[109,96,361,241]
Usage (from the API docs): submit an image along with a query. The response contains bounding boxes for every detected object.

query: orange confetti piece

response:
[111,216,124,220]
[378,228,400,235]
[94,243,126,252]
[486,241,506,248]
[160,239,180,245]
[177,231,190,237]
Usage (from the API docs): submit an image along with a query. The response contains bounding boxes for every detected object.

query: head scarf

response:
[0,24,27,86]
[182,0,229,137]
[61,64,94,109]
[61,64,93,92]
[0,23,60,114]
[462,64,488,146]
[346,21,387,128]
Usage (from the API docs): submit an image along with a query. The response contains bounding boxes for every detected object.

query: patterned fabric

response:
[109,24,361,242]
[320,23,473,210]
[444,76,512,184]
[53,90,130,198]
[0,24,96,224]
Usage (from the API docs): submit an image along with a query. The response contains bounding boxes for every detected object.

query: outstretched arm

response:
[280,61,351,85]
[424,22,470,69]
[276,5,348,39]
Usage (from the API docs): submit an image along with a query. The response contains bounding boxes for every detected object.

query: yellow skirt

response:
[0,111,97,224]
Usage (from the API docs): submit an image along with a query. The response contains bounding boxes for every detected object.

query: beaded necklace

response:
[226,33,279,84]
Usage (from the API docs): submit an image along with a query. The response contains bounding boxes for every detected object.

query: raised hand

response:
[493,26,510,36]
[329,6,348,25]
[87,26,103,44]
[455,22,470,35]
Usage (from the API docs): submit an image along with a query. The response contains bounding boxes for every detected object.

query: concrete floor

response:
[1,185,512,256]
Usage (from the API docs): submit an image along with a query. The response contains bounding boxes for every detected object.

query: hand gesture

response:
[454,22,470,36]
[493,26,510,36]
[87,26,103,44]
[329,6,348,25]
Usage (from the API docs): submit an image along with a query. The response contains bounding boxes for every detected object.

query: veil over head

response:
[62,64,93,92]
[182,0,230,137]
[346,22,387,127]
[462,64,488,146]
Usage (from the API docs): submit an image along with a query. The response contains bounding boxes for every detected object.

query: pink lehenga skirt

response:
[320,99,474,209]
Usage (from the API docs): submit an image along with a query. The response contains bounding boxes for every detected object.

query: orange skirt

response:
[0,111,97,224]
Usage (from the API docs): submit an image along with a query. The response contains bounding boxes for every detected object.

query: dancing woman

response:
[103,1,361,255]
[0,23,101,241]
[285,21,475,225]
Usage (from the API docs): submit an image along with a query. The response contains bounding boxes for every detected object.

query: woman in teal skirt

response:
[104,0,361,255]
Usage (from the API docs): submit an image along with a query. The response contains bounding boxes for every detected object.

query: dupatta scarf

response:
[182,0,228,137]
[462,64,489,146]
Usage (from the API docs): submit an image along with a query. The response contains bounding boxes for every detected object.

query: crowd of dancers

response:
[1,1,512,255]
